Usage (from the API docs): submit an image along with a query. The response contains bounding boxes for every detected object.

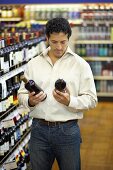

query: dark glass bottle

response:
[16,154,21,170]
[13,114,18,143]
[7,79,14,108]
[24,144,30,164]
[20,149,27,169]
[0,49,5,75]
[0,83,3,114]
[9,127,15,147]
[12,75,20,105]
[0,126,5,159]
[3,127,9,155]
[108,44,113,57]
[20,74,47,100]
[55,79,66,92]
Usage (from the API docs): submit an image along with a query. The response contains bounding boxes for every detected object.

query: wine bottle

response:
[20,74,47,100]
[55,79,66,92]
[0,125,5,158]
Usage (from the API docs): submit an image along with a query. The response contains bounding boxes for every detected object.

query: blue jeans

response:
[29,118,81,170]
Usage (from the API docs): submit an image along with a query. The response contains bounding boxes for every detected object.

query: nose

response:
[56,43,62,50]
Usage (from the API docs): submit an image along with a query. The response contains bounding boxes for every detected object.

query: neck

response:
[48,51,59,65]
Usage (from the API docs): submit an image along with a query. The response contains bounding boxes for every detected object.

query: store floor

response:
[52,102,113,170]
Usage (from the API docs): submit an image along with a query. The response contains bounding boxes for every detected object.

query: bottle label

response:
[2,119,15,128]
[2,99,6,112]
[11,135,15,146]
[0,144,5,156]
[4,161,17,170]
[0,102,2,112]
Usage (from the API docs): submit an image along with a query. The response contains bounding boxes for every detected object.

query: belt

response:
[34,118,78,126]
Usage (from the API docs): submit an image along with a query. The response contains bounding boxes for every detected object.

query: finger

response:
[34,93,46,102]
[37,93,46,101]
[54,93,64,102]
[65,87,70,94]
[40,94,47,101]
[54,90,64,96]
[29,91,44,103]
[29,91,35,97]
[35,91,44,98]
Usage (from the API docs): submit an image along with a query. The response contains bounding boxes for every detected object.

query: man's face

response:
[47,32,69,58]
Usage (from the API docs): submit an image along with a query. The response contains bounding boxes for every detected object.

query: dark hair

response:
[45,18,72,39]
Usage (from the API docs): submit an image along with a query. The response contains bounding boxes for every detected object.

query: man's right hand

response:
[28,91,46,106]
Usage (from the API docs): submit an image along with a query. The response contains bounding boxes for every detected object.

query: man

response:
[18,18,97,170]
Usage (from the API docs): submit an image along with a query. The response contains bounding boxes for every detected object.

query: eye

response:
[51,41,57,44]
[61,41,66,44]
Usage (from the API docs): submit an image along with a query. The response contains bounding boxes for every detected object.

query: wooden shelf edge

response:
[0,128,31,166]
[83,57,113,61]
[94,76,113,80]
[97,92,113,97]
[0,18,22,22]
[75,40,113,44]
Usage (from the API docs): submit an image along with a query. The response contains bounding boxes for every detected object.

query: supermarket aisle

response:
[52,102,113,170]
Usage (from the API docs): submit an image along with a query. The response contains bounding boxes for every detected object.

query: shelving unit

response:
[97,92,113,97]
[0,127,31,166]
[0,18,22,22]
[0,104,19,121]
[94,76,113,80]
[83,57,113,61]
[68,3,113,99]
[0,12,46,168]
[75,40,113,44]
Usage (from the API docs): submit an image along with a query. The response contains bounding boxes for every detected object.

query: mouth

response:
[55,50,63,54]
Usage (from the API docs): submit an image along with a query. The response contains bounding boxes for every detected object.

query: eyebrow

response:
[51,40,67,42]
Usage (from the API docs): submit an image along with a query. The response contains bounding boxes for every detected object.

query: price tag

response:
[111,27,113,42]
[106,22,109,27]
[16,113,21,121]
[24,136,29,144]
[94,22,98,27]
[4,161,17,170]
[2,119,15,128]
[13,150,18,157]
[0,64,26,83]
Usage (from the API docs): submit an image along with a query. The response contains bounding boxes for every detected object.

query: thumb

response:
[65,87,70,94]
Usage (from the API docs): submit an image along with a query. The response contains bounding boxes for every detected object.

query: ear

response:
[46,35,49,42]
[46,35,49,47]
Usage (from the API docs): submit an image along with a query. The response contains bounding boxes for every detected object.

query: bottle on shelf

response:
[0,124,5,159]
[12,75,21,105]
[108,44,113,57]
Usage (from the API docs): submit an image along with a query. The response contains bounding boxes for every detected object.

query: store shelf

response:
[0,64,26,83]
[0,18,22,22]
[34,20,47,25]
[68,19,83,25]
[16,19,47,27]
[20,19,83,26]
[0,128,31,166]
[83,57,113,61]
[83,21,113,26]
[97,92,113,97]
[94,76,113,80]
[0,104,19,121]
[75,40,113,44]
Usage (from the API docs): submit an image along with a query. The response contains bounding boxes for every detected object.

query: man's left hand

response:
[53,88,70,106]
